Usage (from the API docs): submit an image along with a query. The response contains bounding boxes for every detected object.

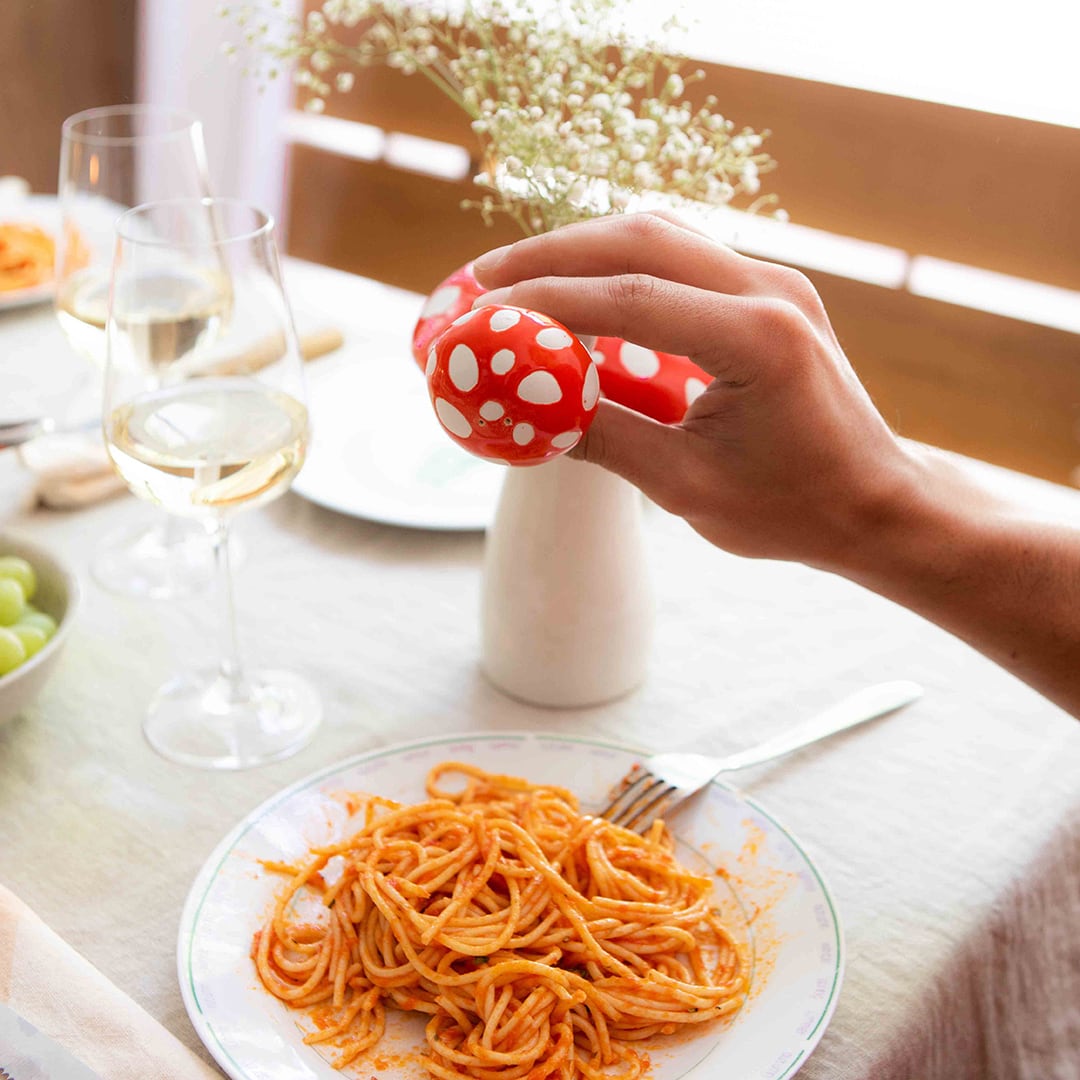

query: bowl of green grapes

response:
[0,532,80,727]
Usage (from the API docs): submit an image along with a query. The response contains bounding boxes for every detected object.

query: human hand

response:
[471,211,922,572]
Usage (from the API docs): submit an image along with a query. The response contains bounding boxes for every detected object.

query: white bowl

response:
[0,531,81,727]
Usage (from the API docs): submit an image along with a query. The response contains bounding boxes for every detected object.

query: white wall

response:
[136,0,297,234]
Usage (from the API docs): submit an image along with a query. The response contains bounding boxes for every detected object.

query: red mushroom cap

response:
[426,304,600,466]
[411,262,486,369]
[590,337,711,424]
[414,260,712,424]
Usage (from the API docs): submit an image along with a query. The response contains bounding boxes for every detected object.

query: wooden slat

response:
[312,55,1080,291]
[692,66,1080,293]
[324,65,477,152]
[286,143,521,293]
[812,271,1080,485]
[0,0,137,193]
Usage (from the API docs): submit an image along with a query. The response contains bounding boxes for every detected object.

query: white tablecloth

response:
[1,260,1078,1080]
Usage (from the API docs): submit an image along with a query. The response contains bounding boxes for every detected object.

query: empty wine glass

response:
[103,197,321,769]
[57,104,217,599]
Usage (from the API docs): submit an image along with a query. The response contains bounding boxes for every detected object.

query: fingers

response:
[473,210,786,301]
[570,399,700,515]
[476,272,803,388]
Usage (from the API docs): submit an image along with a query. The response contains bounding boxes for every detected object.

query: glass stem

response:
[211,516,244,693]
[159,509,185,546]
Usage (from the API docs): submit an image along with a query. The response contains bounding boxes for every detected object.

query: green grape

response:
[0,627,27,676]
[11,625,47,659]
[0,579,26,627]
[0,556,36,601]
[18,611,57,638]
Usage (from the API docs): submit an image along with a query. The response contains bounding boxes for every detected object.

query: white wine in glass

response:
[104,197,321,770]
[56,104,218,599]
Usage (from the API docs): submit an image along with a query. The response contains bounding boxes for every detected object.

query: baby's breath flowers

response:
[222,0,780,235]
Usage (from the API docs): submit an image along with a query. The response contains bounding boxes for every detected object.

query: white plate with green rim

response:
[178,732,844,1080]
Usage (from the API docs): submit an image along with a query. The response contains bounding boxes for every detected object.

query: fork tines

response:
[598,765,676,832]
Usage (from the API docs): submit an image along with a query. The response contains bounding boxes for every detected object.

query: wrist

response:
[814,440,990,592]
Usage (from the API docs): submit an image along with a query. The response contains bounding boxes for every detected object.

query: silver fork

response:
[599,679,923,832]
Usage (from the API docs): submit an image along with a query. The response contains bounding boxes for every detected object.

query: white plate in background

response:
[293,351,505,531]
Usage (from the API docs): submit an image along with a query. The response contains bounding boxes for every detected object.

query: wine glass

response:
[103,197,321,769]
[56,104,217,599]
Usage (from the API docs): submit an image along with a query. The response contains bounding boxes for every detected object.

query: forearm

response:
[829,444,1080,718]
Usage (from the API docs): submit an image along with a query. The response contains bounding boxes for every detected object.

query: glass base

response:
[143,667,322,770]
[90,516,222,600]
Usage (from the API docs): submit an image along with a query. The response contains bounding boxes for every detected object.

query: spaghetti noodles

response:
[254,762,745,1079]
[0,223,54,292]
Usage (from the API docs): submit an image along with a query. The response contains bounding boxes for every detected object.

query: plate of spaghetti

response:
[179,733,843,1080]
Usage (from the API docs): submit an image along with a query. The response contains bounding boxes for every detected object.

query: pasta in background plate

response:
[0,222,55,292]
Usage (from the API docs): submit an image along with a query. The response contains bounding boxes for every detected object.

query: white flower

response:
[228,0,779,234]
[706,177,735,202]
[740,160,760,194]
[633,161,658,186]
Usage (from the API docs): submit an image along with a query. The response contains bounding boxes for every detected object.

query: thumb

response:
[569,399,695,514]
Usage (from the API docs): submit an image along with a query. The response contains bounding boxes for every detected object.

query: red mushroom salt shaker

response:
[411,261,485,370]
[590,337,711,424]
[425,304,600,466]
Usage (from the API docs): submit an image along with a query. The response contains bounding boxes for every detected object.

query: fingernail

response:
[473,244,512,274]
[473,286,512,308]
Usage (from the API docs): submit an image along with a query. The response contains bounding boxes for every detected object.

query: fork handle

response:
[717,679,923,773]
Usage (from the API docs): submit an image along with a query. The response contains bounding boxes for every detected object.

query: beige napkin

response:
[0,883,221,1079]
[18,327,345,510]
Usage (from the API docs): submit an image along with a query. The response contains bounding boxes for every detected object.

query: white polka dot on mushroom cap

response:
[536,326,574,350]
[425,346,437,378]
[449,308,482,328]
[491,348,516,375]
[479,400,505,421]
[435,397,472,438]
[512,422,535,445]
[590,349,605,365]
[619,341,661,379]
[517,370,563,404]
[420,284,461,318]
[489,309,522,332]
[685,377,708,406]
[551,430,581,450]
[448,344,480,392]
[582,363,600,411]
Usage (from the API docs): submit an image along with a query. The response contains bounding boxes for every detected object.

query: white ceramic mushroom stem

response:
[480,336,656,707]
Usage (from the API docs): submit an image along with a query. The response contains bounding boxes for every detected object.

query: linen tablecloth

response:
[1,260,1078,1079]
